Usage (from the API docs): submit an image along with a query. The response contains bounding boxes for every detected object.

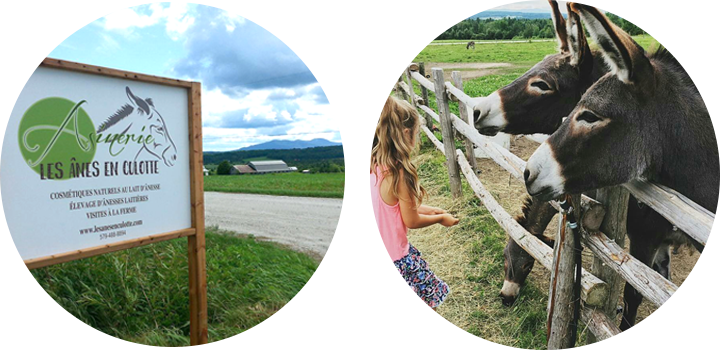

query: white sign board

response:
[1,66,192,260]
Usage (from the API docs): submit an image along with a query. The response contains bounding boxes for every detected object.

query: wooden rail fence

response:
[396,62,712,348]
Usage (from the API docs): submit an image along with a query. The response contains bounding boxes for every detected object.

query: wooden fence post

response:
[432,67,462,198]
[390,49,407,100]
[451,71,478,174]
[405,67,417,109]
[547,194,581,349]
[587,186,630,344]
[418,62,433,128]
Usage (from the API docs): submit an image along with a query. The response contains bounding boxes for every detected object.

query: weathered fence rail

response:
[395,61,709,347]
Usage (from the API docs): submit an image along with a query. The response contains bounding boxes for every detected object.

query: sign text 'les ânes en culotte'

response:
[1,65,192,261]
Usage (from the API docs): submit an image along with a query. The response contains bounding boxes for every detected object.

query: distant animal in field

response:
[467,41,475,50]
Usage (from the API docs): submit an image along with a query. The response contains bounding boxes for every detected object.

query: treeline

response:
[204,145,344,174]
[371,0,720,40]
[437,17,556,40]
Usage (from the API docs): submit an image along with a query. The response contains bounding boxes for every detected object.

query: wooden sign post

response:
[3,58,207,345]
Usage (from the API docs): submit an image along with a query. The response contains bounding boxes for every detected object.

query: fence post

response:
[418,62,433,128]
[432,67,462,198]
[405,67,417,109]
[586,186,630,344]
[451,71,479,174]
[390,49,407,100]
[547,193,581,349]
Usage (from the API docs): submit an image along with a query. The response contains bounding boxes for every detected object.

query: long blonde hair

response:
[371,96,426,207]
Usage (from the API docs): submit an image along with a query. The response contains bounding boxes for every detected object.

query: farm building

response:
[229,160,296,175]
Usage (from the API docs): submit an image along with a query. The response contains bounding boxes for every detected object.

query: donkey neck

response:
[653,62,719,211]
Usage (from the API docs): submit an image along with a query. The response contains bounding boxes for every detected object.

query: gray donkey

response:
[474,1,715,332]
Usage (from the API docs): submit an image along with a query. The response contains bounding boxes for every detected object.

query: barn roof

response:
[232,164,256,174]
[248,160,291,173]
[249,160,287,166]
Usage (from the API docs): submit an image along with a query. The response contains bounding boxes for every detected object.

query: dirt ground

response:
[421,62,513,81]
[204,191,341,260]
[478,137,720,332]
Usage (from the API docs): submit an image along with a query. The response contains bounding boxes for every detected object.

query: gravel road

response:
[204,191,342,258]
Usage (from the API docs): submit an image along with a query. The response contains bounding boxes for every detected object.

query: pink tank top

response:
[371,166,409,261]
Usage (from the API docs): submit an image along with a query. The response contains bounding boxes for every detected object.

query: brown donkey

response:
[475,0,686,332]
[525,3,718,330]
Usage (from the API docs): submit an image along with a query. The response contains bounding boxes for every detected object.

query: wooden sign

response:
[0,58,207,345]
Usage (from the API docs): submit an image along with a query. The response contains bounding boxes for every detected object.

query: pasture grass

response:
[204,172,344,198]
[31,227,318,346]
[415,35,657,68]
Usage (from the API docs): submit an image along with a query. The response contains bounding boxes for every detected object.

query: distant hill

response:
[240,138,341,151]
[371,4,551,19]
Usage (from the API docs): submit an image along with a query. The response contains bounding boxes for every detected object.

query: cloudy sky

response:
[370,0,635,13]
[50,3,339,152]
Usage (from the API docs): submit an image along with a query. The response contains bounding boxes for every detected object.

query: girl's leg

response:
[378,316,400,350]
[415,306,437,350]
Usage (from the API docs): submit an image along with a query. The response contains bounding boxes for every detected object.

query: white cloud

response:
[98,33,120,54]
[200,85,338,151]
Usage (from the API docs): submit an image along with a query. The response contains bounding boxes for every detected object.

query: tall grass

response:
[32,227,318,346]
[204,172,344,198]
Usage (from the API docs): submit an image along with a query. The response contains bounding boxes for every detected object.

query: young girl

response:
[370,96,459,309]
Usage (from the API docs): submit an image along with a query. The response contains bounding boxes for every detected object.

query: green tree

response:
[605,10,622,27]
[216,160,233,175]
[622,11,645,35]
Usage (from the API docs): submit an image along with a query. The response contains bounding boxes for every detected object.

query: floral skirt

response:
[370,245,450,323]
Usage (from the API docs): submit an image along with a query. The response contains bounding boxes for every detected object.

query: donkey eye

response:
[531,81,552,91]
[576,111,602,124]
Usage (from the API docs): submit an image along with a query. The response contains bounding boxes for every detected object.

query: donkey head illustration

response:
[96,87,178,167]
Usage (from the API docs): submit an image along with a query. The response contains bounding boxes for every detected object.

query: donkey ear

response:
[565,4,589,67]
[126,87,150,115]
[570,3,649,83]
[548,0,569,52]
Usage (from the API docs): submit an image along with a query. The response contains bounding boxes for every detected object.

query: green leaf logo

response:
[18,97,97,180]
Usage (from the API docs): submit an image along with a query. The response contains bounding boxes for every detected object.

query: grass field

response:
[401,34,665,348]
[204,172,344,198]
[32,227,318,346]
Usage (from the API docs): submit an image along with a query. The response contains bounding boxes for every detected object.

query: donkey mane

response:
[513,196,535,227]
[650,36,720,112]
[649,46,699,94]
[97,104,134,133]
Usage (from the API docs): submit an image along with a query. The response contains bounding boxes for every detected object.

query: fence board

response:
[623,179,712,246]
[410,71,434,92]
[582,230,678,306]
[454,149,607,305]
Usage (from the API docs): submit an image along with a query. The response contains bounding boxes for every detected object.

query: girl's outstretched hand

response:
[440,213,459,227]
